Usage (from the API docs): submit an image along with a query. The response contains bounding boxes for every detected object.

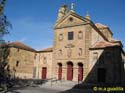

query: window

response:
[59,34,63,41]
[78,48,82,56]
[16,61,20,67]
[78,31,83,39]
[68,32,74,40]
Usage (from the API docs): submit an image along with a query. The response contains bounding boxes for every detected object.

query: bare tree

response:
[0,0,12,91]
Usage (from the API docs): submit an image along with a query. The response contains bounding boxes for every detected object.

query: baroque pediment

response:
[54,11,90,29]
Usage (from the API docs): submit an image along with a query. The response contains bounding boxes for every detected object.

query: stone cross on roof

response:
[70,3,75,12]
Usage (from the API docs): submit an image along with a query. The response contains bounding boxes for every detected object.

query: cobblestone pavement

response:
[1,85,71,93]
[0,86,95,93]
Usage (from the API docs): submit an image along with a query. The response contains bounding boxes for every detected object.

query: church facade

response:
[0,4,125,85]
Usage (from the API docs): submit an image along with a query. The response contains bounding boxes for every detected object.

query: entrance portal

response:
[58,63,62,80]
[78,63,83,81]
[42,67,47,80]
[67,62,73,81]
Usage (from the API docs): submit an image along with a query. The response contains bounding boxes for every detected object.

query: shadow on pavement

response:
[58,46,125,93]
[0,79,49,93]
[58,83,125,93]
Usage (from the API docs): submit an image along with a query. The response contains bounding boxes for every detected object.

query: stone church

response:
[0,4,125,85]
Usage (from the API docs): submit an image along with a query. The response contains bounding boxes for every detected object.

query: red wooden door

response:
[78,66,83,81]
[42,67,47,80]
[67,63,73,80]
[58,65,62,80]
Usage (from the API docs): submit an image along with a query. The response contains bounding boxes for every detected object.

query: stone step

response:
[42,81,78,88]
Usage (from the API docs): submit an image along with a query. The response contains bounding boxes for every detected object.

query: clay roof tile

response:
[91,40,121,49]
[8,41,36,52]
[39,47,53,52]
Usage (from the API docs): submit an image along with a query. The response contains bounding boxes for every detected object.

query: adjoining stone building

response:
[0,42,36,79]
[34,48,53,80]
[0,4,125,85]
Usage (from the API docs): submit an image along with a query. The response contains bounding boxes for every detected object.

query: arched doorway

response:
[58,63,62,80]
[42,67,47,80]
[67,62,73,81]
[78,63,83,81]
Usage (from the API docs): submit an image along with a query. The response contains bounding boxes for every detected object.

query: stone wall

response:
[35,51,52,79]
[7,47,35,79]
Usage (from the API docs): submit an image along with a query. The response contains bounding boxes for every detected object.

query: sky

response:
[2,0,125,50]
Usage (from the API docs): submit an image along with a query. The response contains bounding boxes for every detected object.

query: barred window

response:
[68,32,74,40]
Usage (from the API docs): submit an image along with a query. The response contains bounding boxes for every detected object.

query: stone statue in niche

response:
[57,4,67,21]
[67,48,72,57]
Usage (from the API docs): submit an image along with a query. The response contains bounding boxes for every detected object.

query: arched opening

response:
[58,63,62,80]
[42,67,47,80]
[78,63,83,81]
[78,31,83,39]
[67,62,73,81]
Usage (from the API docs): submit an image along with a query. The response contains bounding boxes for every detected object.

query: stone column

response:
[73,63,78,81]
[62,62,67,81]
